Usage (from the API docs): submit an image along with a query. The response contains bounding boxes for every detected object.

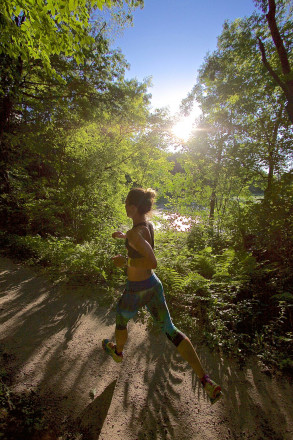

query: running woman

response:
[102,187,222,404]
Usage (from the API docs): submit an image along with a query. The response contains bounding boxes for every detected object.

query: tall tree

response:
[0,0,145,235]
[180,14,293,235]
[255,0,293,123]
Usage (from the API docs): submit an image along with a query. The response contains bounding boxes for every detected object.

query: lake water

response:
[152,209,197,232]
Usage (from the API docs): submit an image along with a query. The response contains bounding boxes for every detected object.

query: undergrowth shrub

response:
[182,272,209,295]
[186,223,207,251]
[1,222,292,373]
[155,226,293,373]
[0,230,124,286]
[0,349,85,439]
[191,248,215,279]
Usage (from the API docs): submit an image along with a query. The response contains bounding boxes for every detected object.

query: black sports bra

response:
[125,221,154,259]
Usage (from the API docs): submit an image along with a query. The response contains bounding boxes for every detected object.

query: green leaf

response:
[69,0,76,11]
[14,5,22,16]
[89,389,96,400]
[96,0,105,10]
[271,292,293,302]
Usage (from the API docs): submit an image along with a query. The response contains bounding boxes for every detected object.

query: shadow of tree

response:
[78,380,117,440]
[117,327,197,440]
[0,257,119,431]
[191,344,292,439]
[1,257,292,440]
[0,258,116,348]
[115,314,292,440]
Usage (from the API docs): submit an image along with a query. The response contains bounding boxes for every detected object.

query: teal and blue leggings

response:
[116,273,186,347]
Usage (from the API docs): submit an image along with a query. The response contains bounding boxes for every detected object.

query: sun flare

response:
[172,116,195,141]
[171,105,201,142]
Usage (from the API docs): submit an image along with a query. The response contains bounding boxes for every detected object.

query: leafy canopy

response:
[0,1,143,71]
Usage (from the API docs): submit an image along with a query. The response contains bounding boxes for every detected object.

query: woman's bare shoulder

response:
[127,225,150,241]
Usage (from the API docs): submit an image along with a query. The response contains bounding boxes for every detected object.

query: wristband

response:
[127,257,132,267]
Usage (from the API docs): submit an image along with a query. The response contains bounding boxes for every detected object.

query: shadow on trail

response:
[0,258,115,351]
[192,344,292,439]
[0,257,292,440]
[118,319,292,440]
[78,380,117,440]
[123,327,196,440]
[0,258,119,425]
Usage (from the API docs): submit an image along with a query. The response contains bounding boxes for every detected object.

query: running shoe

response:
[102,339,123,363]
[201,374,222,404]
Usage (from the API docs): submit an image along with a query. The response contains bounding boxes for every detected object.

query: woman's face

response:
[125,198,135,218]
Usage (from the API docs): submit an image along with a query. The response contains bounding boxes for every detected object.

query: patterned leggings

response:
[116,273,186,347]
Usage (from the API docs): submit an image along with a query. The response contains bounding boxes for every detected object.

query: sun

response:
[171,106,201,142]
[172,116,195,141]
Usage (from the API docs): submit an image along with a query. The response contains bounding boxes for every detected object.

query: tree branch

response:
[104,151,138,171]
[272,103,284,145]
[22,92,53,100]
[266,0,291,75]
[259,117,273,147]
[257,37,286,90]
[258,1,293,124]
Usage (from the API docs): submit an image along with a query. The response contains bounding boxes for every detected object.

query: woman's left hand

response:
[111,255,127,268]
[112,231,126,239]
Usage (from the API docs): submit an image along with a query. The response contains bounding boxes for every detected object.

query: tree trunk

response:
[0,95,13,139]
[263,103,283,202]
[265,151,275,198]
[208,142,224,228]
[209,189,216,226]
[285,87,293,124]
[258,0,293,124]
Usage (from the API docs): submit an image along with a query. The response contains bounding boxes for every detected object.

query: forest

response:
[0,1,293,436]
[1,0,292,370]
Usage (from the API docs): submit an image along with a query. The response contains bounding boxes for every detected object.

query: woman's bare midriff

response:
[127,266,153,282]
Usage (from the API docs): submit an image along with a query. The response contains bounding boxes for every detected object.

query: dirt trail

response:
[0,257,292,440]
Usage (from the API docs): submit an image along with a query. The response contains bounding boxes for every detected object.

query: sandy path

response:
[0,256,292,440]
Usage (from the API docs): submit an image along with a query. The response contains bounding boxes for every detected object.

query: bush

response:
[1,223,292,374]
[0,231,122,285]
[186,223,207,252]
[190,248,215,279]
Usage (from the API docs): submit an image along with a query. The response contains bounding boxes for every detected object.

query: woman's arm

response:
[111,231,127,267]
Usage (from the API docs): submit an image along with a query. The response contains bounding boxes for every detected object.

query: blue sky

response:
[111,0,257,114]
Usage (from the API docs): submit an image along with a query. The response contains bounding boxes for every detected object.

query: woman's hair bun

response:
[127,187,156,214]
[145,188,156,200]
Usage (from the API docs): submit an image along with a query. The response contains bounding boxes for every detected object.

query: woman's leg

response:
[176,337,205,379]
[114,290,141,353]
[146,283,205,378]
[114,284,156,354]
[146,283,222,402]
[115,328,128,354]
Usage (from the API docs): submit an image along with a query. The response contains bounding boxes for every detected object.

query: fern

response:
[182,272,210,295]
[156,265,185,294]
[191,249,215,279]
